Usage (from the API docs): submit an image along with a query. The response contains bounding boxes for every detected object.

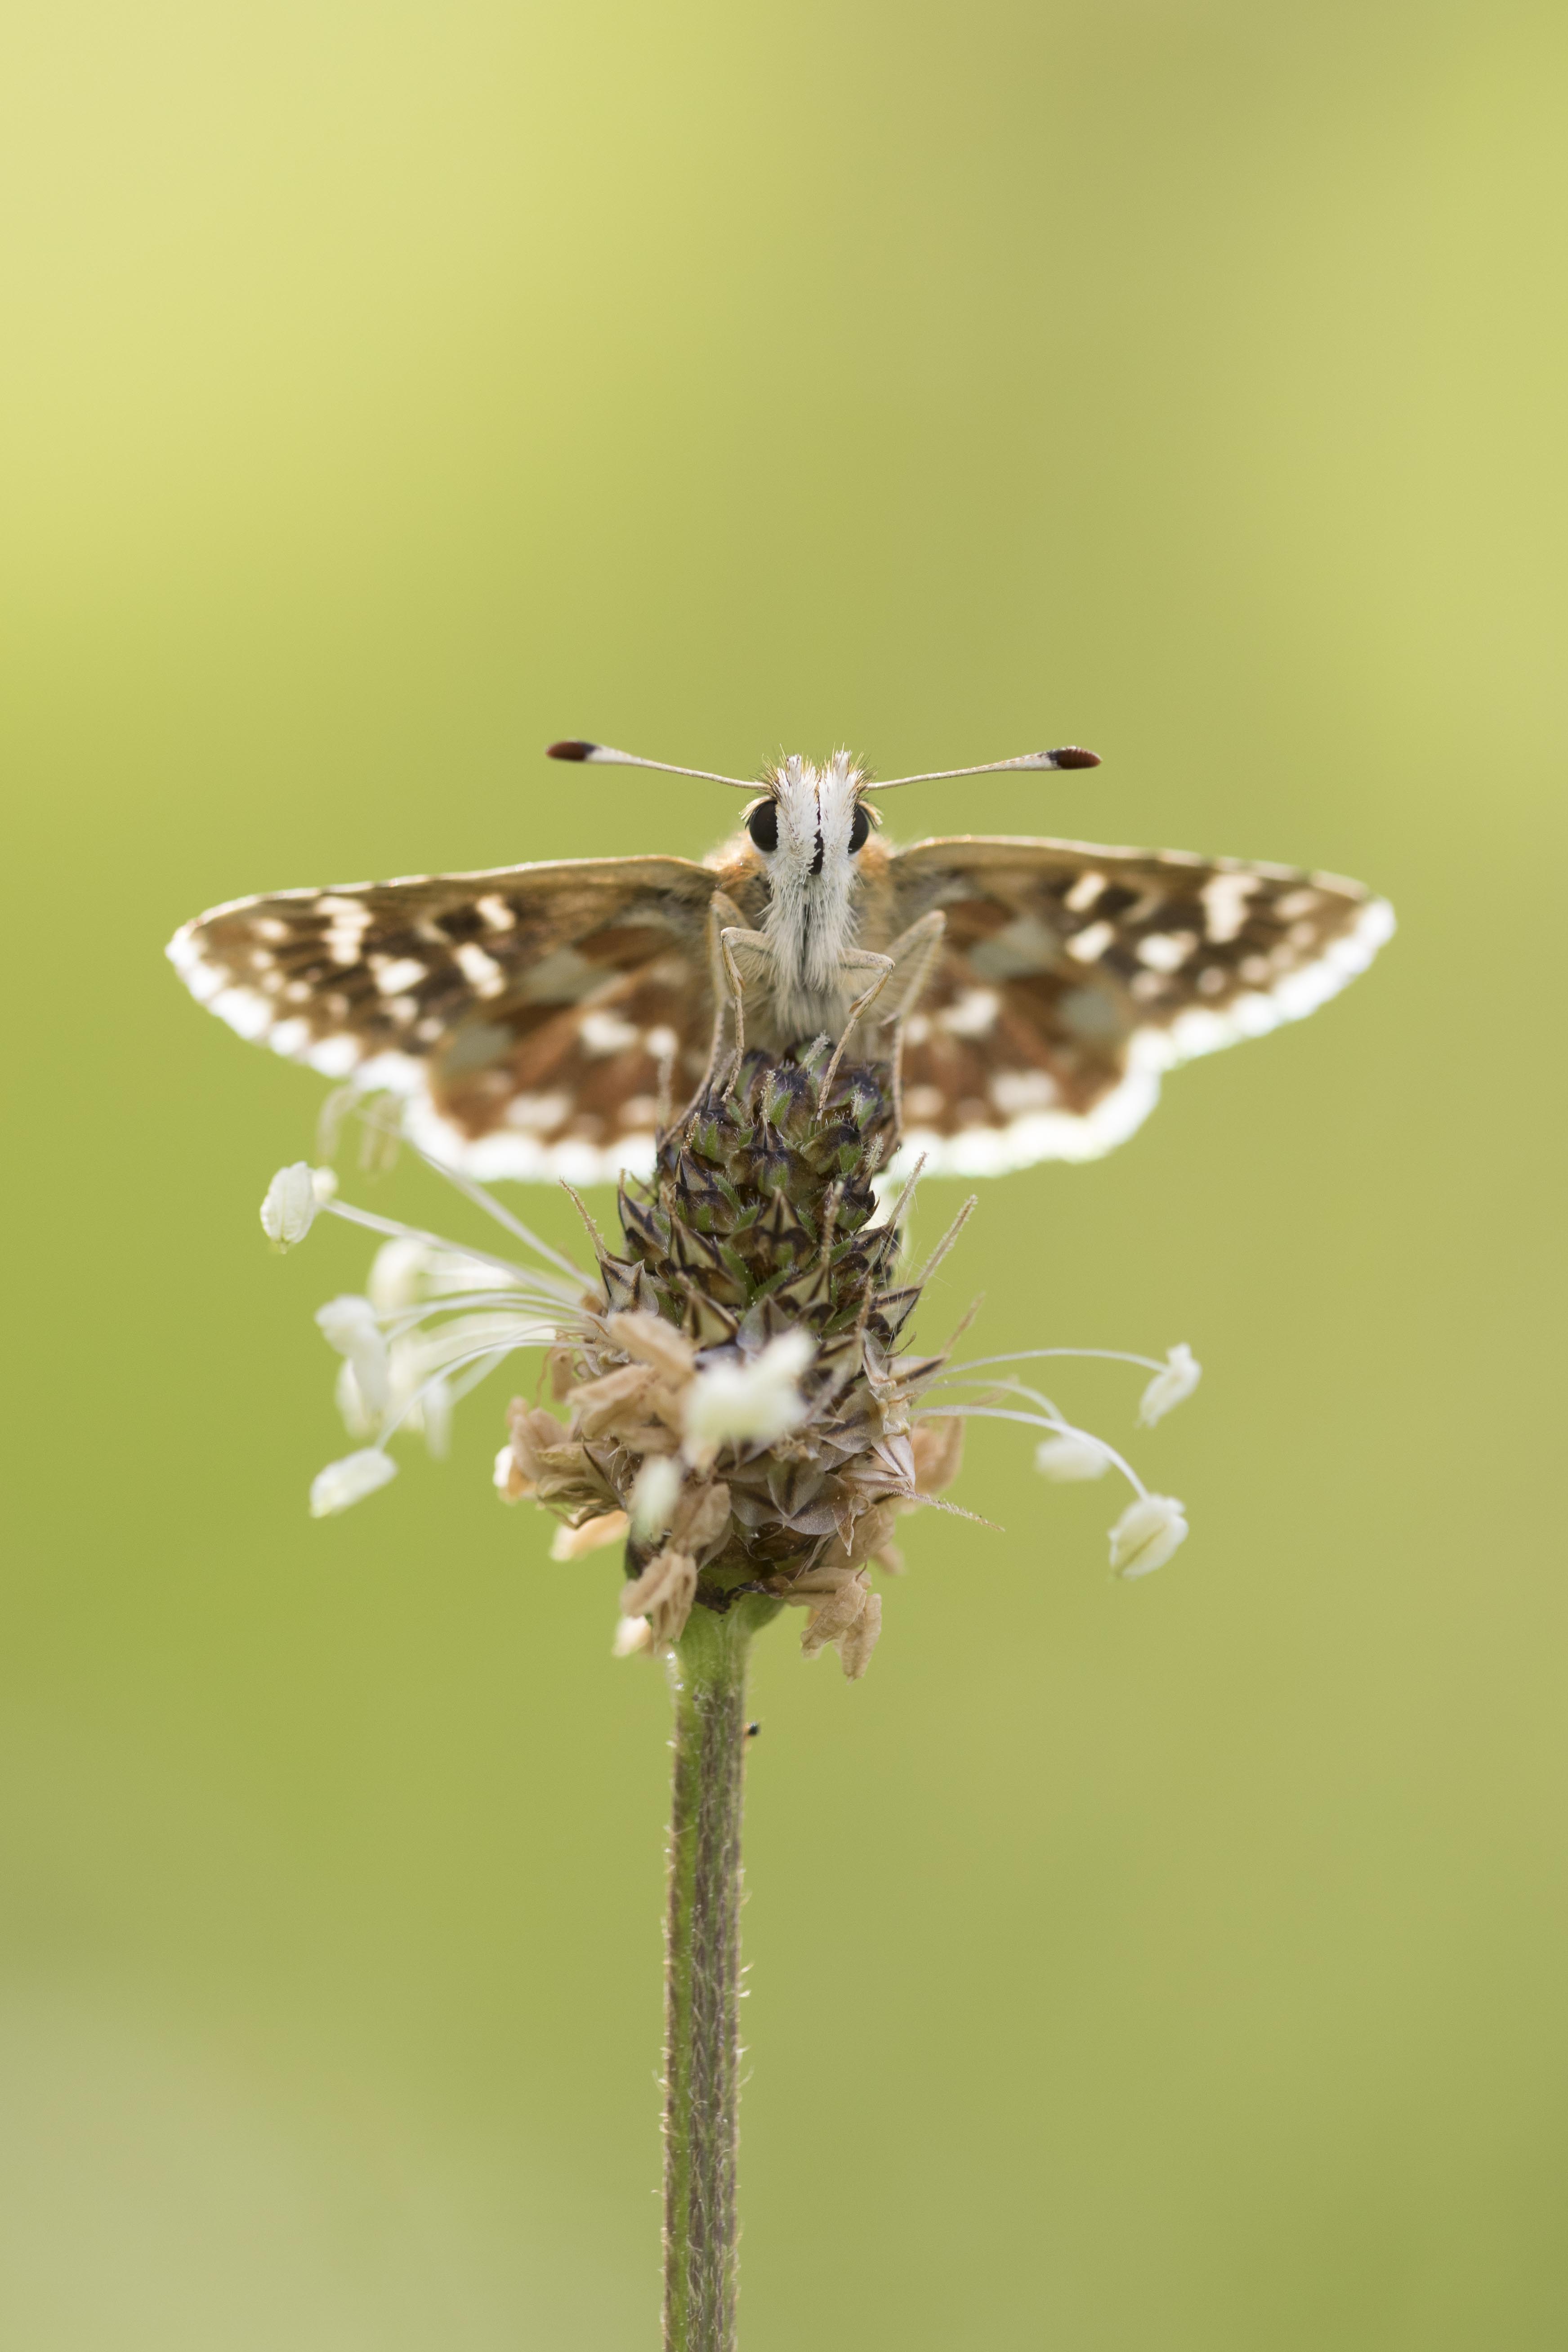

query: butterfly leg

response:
[715,924,773,1098]
[817,948,896,1104]
[876,910,947,1128]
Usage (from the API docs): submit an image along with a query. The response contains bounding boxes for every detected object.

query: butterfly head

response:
[742,752,873,880]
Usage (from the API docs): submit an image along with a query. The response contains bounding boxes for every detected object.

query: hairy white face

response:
[746,752,873,1026]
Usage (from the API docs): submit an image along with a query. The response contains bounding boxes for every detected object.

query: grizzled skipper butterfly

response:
[167,738,1393,1182]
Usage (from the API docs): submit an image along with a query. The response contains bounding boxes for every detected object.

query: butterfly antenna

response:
[863,746,1101,792]
[547,740,758,790]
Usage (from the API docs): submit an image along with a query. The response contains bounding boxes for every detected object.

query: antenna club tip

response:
[1049,746,1101,769]
[546,738,598,762]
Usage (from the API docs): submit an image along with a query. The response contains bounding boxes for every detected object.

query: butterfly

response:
[166,738,1394,1183]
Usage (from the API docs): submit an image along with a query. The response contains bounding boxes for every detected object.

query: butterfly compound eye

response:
[848,802,870,853]
[747,801,780,853]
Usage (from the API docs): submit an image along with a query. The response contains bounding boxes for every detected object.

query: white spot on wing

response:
[580,1009,641,1055]
[503,1093,570,1131]
[937,987,1001,1037]
[454,941,506,999]
[1136,931,1196,973]
[210,986,274,1040]
[989,1069,1059,1112]
[371,955,427,995]
[1064,871,1106,913]
[1201,871,1258,944]
[1066,921,1115,964]
[300,1036,358,1077]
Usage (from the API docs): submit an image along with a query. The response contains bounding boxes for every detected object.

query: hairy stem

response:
[663,1597,777,2352]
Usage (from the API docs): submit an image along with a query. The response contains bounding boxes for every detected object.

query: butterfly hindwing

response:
[168,856,723,1179]
[885,835,1394,1172]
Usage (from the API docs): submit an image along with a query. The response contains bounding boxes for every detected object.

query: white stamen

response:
[367,1237,432,1314]
[630,1455,683,1540]
[315,1294,393,1418]
[1108,1494,1188,1578]
[1034,1433,1111,1481]
[259,1163,336,1250]
[683,1331,814,1460]
[310,1449,398,1517]
[1137,1343,1202,1427]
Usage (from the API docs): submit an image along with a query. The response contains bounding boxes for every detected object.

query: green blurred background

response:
[3,0,1566,2343]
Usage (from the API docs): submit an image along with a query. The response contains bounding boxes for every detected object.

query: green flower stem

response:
[663,1596,780,2352]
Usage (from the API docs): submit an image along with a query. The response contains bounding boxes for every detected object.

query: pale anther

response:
[310,1449,398,1517]
[260,1162,335,1250]
[631,1455,683,1540]
[683,1331,815,1460]
[315,1294,393,1418]
[1137,1343,1202,1427]
[1034,1432,1111,1482]
[1108,1494,1188,1579]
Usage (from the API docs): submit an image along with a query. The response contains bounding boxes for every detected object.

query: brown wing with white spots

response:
[885,835,1394,1173]
[167,857,723,1181]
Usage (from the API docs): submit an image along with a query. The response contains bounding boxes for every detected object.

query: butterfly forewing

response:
[168,857,722,1178]
[885,835,1394,1172]
[168,807,1391,1182]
